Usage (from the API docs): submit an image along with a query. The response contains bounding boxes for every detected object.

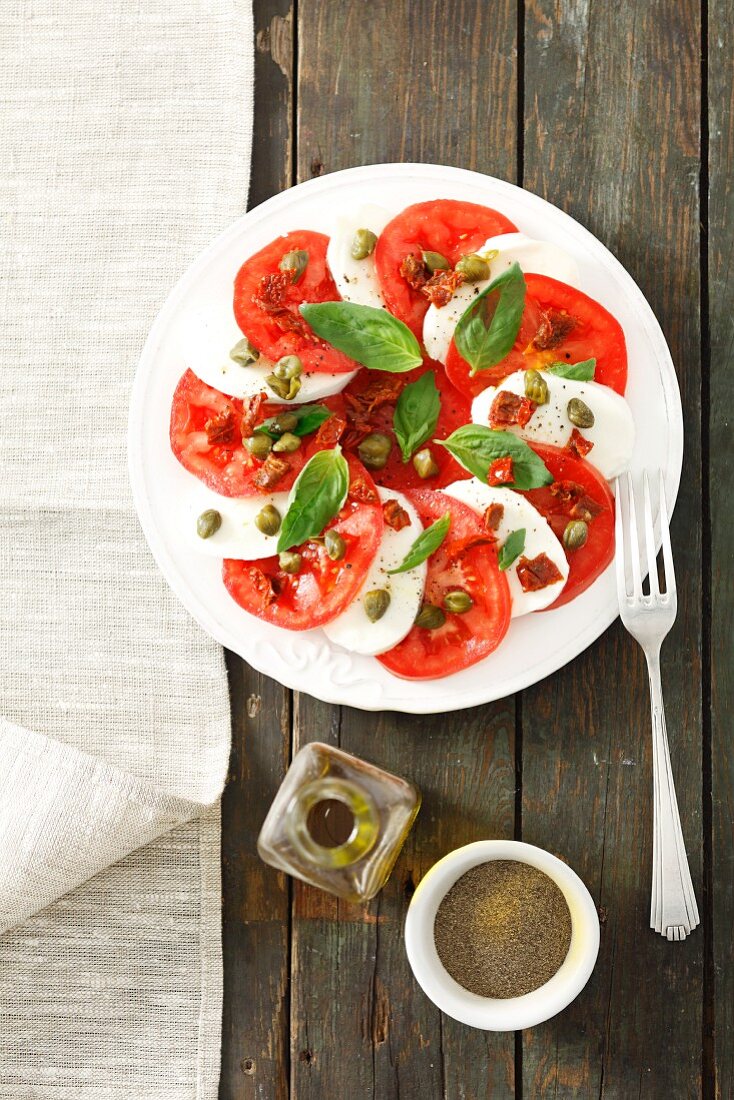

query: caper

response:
[254,504,281,536]
[229,336,259,366]
[278,550,302,574]
[266,372,302,401]
[412,447,439,479]
[563,519,589,551]
[196,509,222,539]
[567,397,595,428]
[351,228,378,261]
[324,529,347,561]
[443,590,474,614]
[422,250,450,273]
[244,432,273,459]
[455,253,491,282]
[524,368,549,405]
[279,249,309,283]
[271,411,299,434]
[357,431,392,471]
[272,431,301,453]
[364,589,391,622]
[415,603,446,630]
[275,355,303,380]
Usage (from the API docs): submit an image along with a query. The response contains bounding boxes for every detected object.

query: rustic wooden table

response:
[219,2,731,1096]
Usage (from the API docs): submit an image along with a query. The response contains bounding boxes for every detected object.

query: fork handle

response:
[645,650,698,937]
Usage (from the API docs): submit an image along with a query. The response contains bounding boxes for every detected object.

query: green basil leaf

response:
[277,447,349,552]
[437,425,553,490]
[498,528,526,571]
[454,262,526,375]
[255,404,332,440]
[547,358,596,381]
[387,512,451,575]
[299,301,422,373]
[393,370,442,462]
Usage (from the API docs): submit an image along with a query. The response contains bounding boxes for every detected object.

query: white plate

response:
[128,163,683,714]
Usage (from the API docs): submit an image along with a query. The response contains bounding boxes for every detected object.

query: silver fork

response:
[614,471,699,940]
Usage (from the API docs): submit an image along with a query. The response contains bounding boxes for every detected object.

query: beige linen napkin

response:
[0,2,253,1095]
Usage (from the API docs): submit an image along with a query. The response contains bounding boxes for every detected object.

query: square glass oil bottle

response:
[257,742,421,902]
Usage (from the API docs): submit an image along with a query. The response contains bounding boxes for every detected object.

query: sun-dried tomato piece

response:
[566,428,594,459]
[205,407,238,446]
[313,414,346,448]
[347,375,404,417]
[399,253,429,290]
[446,533,495,561]
[240,394,266,439]
[532,308,577,350]
[488,391,521,428]
[348,475,379,505]
[571,494,604,522]
[246,566,279,608]
[343,375,405,449]
[488,455,514,486]
[252,271,290,311]
[516,553,564,592]
[253,453,292,490]
[483,502,505,531]
[383,498,411,531]
[252,271,312,339]
[488,391,537,429]
[421,269,465,307]
[549,479,586,506]
[515,398,537,428]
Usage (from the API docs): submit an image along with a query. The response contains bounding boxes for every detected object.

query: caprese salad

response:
[170,198,634,680]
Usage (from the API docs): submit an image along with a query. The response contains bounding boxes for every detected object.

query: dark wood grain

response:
[707,0,733,1094]
[292,4,519,1097]
[221,660,292,1100]
[219,4,295,1099]
[522,1,704,1095]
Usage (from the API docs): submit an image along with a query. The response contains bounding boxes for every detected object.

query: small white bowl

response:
[404,840,600,1030]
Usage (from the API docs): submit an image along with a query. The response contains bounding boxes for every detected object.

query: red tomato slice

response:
[377,490,511,680]
[222,457,383,630]
[341,359,472,492]
[445,273,628,398]
[169,368,347,497]
[233,230,357,374]
[374,200,517,338]
[518,444,615,609]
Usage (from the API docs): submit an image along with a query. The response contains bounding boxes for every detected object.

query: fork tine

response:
[625,471,643,598]
[642,471,659,596]
[658,470,676,596]
[614,476,628,598]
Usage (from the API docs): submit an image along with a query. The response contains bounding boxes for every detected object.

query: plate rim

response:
[128,162,683,714]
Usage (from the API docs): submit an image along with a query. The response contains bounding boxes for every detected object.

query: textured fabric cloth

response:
[0,1,253,1095]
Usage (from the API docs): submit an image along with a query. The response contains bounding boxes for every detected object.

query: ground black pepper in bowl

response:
[433,860,572,998]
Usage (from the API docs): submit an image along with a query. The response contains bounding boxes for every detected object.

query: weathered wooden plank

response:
[522,1,703,1095]
[293,4,519,1098]
[250,0,295,206]
[219,3,295,1098]
[707,0,734,1094]
[221,660,292,1100]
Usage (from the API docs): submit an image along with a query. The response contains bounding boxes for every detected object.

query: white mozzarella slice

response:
[326,204,392,308]
[323,489,426,656]
[443,479,568,615]
[178,308,357,404]
[479,232,582,286]
[185,484,290,560]
[422,232,582,364]
[471,371,634,480]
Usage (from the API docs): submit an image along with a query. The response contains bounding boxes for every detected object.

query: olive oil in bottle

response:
[257,742,420,902]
